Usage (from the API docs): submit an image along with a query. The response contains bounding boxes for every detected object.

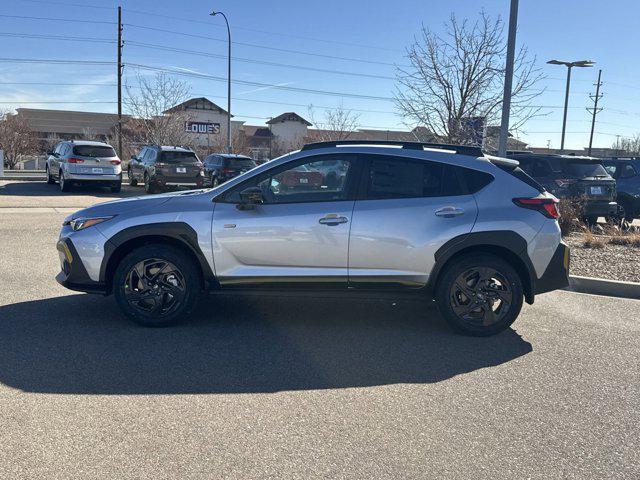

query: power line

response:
[17,0,401,52]
[0,13,114,24]
[125,41,395,80]
[0,57,114,65]
[124,23,402,67]
[126,62,395,101]
[0,32,114,43]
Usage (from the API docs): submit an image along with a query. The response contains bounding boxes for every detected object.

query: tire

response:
[435,253,524,336]
[59,170,71,192]
[110,181,122,193]
[212,176,219,188]
[144,173,156,194]
[113,244,201,327]
[619,200,635,222]
[128,168,138,186]
[46,165,55,184]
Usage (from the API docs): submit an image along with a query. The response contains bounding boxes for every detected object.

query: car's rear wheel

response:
[113,244,201,327]
[110,181,122,193]
[128,168,138,186]
[59,170,71,192]
[46,165,55,184]
[435,253,524,336]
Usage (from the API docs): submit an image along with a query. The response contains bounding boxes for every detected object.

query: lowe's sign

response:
[185,121,220,134]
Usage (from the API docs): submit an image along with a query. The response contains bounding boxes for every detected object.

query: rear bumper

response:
[152,176,204,188]
[65,173,122,183]
[534,241,570,295]
[55,238,107,294]
[583,201,617,217]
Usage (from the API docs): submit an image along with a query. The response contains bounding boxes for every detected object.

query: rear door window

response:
[560,161,608,178]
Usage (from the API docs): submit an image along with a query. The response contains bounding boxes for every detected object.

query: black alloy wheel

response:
[124,258,186,318]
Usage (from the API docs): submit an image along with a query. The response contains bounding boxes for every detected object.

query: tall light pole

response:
[498,0,519,157]
[210,10,232,154]
[547,59,595,152]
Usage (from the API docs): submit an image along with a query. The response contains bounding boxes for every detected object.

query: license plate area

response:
[590,186,603,195]
[176,167,187,174]
[299,177,308,184]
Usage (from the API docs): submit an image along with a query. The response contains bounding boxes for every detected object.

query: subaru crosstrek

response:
[56,141,570,336]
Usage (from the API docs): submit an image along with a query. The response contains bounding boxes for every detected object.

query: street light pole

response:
[498,0,519,157]
[547,59,595,152]
[211,10,232,154]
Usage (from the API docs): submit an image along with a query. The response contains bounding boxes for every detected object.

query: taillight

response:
[68,157,84,164]
[110,159,121,165]
[554,179,576,187]
[221,168,235,174]
[154,163,166,168]
[513,197,560,219]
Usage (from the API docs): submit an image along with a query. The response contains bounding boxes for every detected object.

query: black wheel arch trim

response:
[428,231,537,304]
[99,222,216,293]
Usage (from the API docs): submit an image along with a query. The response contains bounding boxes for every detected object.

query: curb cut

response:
[566,275,640,300]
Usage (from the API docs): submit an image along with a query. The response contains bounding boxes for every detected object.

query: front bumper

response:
[55,238,107,294]
[534,241,570,295]
[583,201,617,217]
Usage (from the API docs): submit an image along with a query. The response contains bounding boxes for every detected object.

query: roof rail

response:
[301,140,483,157]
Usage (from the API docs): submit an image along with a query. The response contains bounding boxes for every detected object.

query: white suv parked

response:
[55,141,569,336]
[46,140,122,192]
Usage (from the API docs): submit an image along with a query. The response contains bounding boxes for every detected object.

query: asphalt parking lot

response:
[0,180,638,479]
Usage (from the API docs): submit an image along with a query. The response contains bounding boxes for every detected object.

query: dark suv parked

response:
[602,157,640,220]
[128,146,204,194]
[202,154,257,187]
[507,152,617,222]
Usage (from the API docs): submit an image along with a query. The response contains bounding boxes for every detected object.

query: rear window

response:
[226,157,256,168]
[160,151,199,163]
[560,161,608,178]
[72,145,116,157]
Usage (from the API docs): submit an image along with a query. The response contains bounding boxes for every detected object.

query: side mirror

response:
[47,150,54,156]
[237,186,263,210]
[130,156,137,162]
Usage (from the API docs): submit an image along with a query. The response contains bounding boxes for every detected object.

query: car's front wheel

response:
[128,168,138,186]
[46,165,55,184]
[144,173,156,194]
[59,170,71,192]
[113,244,201,327]
[435,253,524,336]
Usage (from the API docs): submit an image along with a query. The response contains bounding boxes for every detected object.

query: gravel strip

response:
[565,233,640,283]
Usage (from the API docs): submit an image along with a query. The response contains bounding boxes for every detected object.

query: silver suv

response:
[56,141,569,336]
[46,140,122,192]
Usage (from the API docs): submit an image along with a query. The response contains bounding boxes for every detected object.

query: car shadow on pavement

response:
[0,293,532,394]
[0,181,139,198]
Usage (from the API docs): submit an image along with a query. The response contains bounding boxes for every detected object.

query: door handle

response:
[319,214,348,226]
[434,206,465,218]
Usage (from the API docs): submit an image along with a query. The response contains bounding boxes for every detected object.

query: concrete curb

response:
[566,275,640,300]
[0,176,46,181]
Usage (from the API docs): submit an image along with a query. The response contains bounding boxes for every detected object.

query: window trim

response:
[215,153,363,205]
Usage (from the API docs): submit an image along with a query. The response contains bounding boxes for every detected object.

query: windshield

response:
[561,161,608,178]
[227,157,256,168]
[72,145,116,157]
[160,151,199,164]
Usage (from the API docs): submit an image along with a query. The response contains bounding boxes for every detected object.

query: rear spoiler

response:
[485,154,520,169]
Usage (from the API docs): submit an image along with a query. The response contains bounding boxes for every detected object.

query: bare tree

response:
[395,12,544,145]
[307,104,360,142]
[125,72,193,147]
[0,110,39,169]
[611,134,640,155]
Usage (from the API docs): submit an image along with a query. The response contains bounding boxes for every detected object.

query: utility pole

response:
[587,69,603,156]
[498,0,519,157]
[117,6,123,160]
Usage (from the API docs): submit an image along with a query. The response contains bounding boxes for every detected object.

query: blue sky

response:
[1,0,639,149]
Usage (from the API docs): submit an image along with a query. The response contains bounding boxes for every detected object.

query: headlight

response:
[64,216,115,231]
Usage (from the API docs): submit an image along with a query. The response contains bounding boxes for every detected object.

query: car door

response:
[133,148,147,179]
[348,154,480,288]
[50,143,63,176]
[211,153,361,286]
